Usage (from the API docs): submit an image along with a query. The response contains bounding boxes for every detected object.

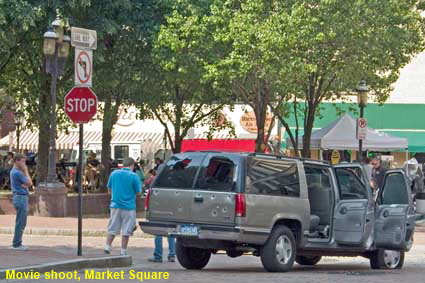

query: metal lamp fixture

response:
[58,35,70,58]
[43,26,57,56]
[356,80,369,107]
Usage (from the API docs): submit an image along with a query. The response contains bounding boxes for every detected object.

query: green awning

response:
[381,131,425,152]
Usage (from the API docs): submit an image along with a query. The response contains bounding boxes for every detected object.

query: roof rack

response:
[248,153,330,165]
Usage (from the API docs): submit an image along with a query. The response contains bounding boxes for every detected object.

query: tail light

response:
[235,193,246,217]
[145,189,151,211]
[69,168,75,176]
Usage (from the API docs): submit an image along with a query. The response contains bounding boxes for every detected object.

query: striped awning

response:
[0,129,164,151]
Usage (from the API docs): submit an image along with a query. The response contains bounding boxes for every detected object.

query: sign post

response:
[357,117,367,161]
[67,26,97,256]
[65,86,97,256]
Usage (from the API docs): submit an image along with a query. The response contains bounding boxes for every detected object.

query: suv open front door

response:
[374,169,415,250]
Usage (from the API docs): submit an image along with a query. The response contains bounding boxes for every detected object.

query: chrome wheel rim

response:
[383,250,401,268]
[275,235,292,264]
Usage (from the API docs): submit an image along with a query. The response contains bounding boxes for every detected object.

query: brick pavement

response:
[0,216,109,231]
[0,235,155,270]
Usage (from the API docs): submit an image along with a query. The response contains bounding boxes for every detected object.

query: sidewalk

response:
[0,234,152,270]
[0,215,149,237]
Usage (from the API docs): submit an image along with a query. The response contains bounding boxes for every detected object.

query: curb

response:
[0,227,153,238]
[0,256,132,280]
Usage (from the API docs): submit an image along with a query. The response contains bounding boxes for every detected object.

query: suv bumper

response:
[139,221,243,242]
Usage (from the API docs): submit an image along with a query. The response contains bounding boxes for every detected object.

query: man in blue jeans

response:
[10,154,32,251]
[148,235,176,263]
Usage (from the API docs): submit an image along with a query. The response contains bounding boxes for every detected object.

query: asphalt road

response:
[2,234,425,283]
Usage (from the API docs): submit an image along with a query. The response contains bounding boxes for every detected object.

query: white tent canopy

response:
[287,114,408,151]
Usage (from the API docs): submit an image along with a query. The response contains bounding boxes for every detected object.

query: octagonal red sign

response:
[64,87,98,124]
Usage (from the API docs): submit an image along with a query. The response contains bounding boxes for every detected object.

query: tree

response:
[0,1,75,182]
[269,0,425,157]
[139,0,233,154]
[199,0,299,153]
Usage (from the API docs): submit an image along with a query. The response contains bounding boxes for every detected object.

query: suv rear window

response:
[245,157,300,197]
[154,153,205,189]
[196,156,236,192]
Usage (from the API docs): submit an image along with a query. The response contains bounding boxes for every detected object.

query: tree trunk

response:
[99,94,120,191]
[174,137,183,154]
[302,106,316,158]
[254,84,269,153]
[36,89,50,184]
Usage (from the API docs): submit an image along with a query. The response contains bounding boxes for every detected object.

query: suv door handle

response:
[340,207,348,215]
[194,196,204,203]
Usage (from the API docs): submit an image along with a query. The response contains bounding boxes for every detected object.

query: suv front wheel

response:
[176,240,211,270]
[260,225,296,272]
[369,249,404,269]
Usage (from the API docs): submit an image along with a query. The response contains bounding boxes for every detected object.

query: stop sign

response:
[64,87,98,123]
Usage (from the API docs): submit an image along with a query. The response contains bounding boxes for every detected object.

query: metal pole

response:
[358,105,364,162]
[16,124,20,153]
[47,46,59,182]
[77,123,83,256]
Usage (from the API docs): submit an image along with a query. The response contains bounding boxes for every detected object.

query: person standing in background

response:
[104,157,141,256]
[10,154,33,251]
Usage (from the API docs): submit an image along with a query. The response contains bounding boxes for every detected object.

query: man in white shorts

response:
[104,157,141,255]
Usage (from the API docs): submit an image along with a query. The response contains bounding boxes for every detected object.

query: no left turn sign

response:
[75,48,93,87]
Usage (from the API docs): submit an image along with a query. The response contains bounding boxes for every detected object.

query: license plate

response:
[180,225,198,236]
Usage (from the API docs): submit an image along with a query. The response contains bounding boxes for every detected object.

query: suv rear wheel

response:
[295,256,321,266]
[370,249,404,269]
[176,239,211,270]
[260,225,296,272]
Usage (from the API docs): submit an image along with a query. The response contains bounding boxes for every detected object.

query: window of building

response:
[114,145,129,162]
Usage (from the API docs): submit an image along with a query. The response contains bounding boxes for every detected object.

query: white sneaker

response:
[12,245,28,251]
[104,245,112,255]
[120,249,128,256]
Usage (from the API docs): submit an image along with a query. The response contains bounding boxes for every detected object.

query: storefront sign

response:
[240,111,274,134]
[116,107,137,126]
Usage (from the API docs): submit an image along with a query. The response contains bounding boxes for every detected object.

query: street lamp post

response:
[14,111,25,153]
[356,80,369,162]
[43,19,70,183]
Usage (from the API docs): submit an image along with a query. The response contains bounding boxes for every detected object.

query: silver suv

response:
[140,152,415,272]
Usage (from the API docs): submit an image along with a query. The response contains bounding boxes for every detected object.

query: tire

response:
[176,239,211,270]
[260,225,296,272]
[370,249,404,269]
[295,256,321,266]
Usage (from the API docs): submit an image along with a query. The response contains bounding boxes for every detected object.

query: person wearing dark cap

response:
[104,157,141,256]
[10,154,33,251]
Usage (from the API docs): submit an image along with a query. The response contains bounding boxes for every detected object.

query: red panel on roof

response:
[181,139,256,152]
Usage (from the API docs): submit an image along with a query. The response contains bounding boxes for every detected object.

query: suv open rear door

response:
[333,164,374,246]
[374,169,415,250]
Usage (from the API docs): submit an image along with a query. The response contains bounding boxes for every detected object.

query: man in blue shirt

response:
[104,157,141,256]
[10,154,32,251]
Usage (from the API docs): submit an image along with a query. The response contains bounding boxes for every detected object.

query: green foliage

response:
[138,0,233,153]
[202,0,425,155]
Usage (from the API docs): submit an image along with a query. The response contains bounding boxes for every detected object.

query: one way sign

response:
[71,27,97,50]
